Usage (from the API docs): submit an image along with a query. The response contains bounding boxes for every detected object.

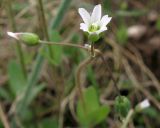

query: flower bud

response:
[135,99,150,112]
[115,96,131,118]
[7,32,39,46]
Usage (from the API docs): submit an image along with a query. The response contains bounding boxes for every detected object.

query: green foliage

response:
[39,118,58,128]
[103,0,111,11]
[120,2,128,10]
[13,3,28,12]
[16,83,45,114]
[8,60,26,97]
[87,66,99,88]
[15,0,72,116]
[0,121,3,128]
[23,50,35,65]
[25,83,45,106]
[42,30,63,65]
[7,60,45,109]
[50,30,63,65]
[64,33,83,62]
[142,107,160,119]
[116,25,128,45]
[77,87,110,127]
[20,108,34,123]
[115,96,131,118]
[0,87,12,101]
[50,0,72,30]
[7,60,45,121]
[115,10,147,17]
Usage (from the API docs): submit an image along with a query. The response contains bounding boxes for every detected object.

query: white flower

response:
[139,99,150,109]
[78,4,112,35]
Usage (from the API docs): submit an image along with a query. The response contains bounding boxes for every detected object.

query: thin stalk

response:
[39,40,87,50]
[91,43,95,57]
[121,109,134,128]
[5,0,27,79]
[37,0,54,59]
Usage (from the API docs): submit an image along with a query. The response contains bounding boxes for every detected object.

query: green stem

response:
[5,0,27,79]
[37,0,54,59]
[91,43,95,57]
[39,40,87,50]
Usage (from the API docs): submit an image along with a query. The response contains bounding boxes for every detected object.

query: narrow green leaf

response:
[50,30,63,65]
[8,60,26,96]
[50,0,72,30]
[25,84,45,106]
[115,10,147,17]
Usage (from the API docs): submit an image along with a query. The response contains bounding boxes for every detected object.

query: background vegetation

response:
[0,0,160,127]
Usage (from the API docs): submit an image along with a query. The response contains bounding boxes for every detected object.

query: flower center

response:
[88,24,100,32]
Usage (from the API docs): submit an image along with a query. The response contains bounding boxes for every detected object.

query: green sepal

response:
[88,33,100,43]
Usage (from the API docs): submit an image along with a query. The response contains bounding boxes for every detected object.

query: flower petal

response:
[78,8,90,25]
[7,32,18,39]
[91,4,101,23]
[100,15,112,27]
[80,23,88,32]
[96,26,107,35]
